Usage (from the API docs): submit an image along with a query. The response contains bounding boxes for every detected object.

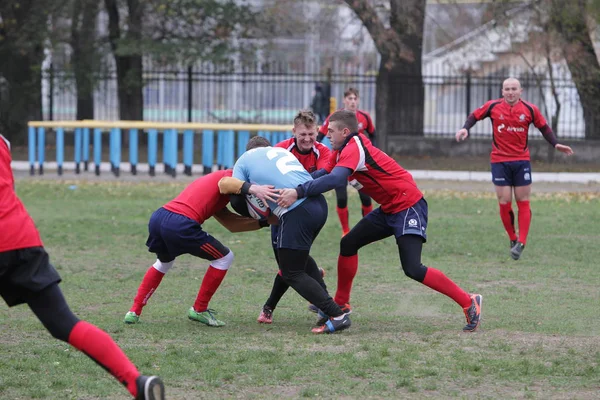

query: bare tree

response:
[343,0,426,152]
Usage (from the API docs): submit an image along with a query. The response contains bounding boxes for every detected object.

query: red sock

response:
[336,206,350,235]
[131,266,165,315]
[68,321,140,397]
[422,267,471,308]
[193,266,228,312]
[499,202,517,241]
[517,200,531,245]
[361,204,373,217]
[334,254,358,305]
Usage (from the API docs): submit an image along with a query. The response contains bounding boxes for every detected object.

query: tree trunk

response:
[551,0,600,139]
[71,0,98,120]
[105,0,144,122]
[0,51,43,144]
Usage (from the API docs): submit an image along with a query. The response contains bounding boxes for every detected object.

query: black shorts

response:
[0,247,61,307]
[277,195,328,251]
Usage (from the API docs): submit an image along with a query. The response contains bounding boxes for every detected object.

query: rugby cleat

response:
[188,307,226,327]
[311,313,351,334]
[510,239,517,249]
[123,311,140,324]
[257,305,273,324]
[463,294,482,332]
[510,242,525,260]
[135,375,165,400]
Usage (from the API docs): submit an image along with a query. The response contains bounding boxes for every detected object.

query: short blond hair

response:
[293,109,317,127]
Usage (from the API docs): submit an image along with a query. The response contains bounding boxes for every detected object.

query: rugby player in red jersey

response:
[317,87,376,236]
[257,110,331,324]
[123,169,273,327]
[0,134,165,399]
[278,110,483,332]
[456,77,574,260]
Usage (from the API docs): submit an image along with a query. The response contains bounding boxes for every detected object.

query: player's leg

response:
[358,191,373,217]
[278,195,351,333]
[185,233,233,327]
[511,161,533,260]
[125,207,175,323]
[492,162,517,247]
[334,208,393,308]
[259,225,289,323]
[392,198,481,332]
[1,248,165,399]
[335,185,351,236]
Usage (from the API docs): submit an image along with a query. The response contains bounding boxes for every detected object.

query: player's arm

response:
[364,111,377,147]
[218,177,279,202]
[532,105,574,155]
[213,207,267,232]
[455,114,478,141]
[316,116,330,143]
[310,169,328,179]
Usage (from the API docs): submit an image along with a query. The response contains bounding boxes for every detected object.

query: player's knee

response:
[211,250,234,271]
[153,259,175,274]
[340,234,359,257]
[402,263,427,282]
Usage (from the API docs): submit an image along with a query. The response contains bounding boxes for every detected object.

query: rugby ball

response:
[245,194,270,220]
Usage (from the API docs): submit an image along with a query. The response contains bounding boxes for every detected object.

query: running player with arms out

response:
[278,110,483,332]
[0,134,165,400]
[456,77,574,260]
[257,110,332,324]
[219,136,351,334]
[317,87,375,236]
[123,169,271,327]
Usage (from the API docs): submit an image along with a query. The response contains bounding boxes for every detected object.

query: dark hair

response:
[344,87,359,98]
[329,110,358,133]
[246,135,271,151]
[293,109,317,127]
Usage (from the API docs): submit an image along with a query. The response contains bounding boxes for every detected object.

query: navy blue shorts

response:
[277,195,328,250]
[0,247,62,307]
[146,207,230,262]
[364,197,428,242]
[491,161,532,187]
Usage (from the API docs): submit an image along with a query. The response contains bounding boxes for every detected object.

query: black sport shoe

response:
[463,294,482,332]
[510,242,525,260]
[510,239,517,249]
[136,375,165,400]
[311,313,351,334]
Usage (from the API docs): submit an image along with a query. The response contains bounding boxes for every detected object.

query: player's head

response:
[292,109,318,152]
[246,136,271,151]
[343,87,359,111]
[502,77,523,106]
[327,110,358,150]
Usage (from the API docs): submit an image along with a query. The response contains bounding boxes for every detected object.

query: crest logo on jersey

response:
[499,114,504,120]
[408,219,418,227]
[358,122,364,130]
[519,114,526,121]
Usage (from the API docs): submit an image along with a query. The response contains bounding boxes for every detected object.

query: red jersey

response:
[163,170,231,224]
[473,98,547,163]
[319,109,375,139]
[330,133,422,214]
[275,138,332,173]
[0,136,43,252]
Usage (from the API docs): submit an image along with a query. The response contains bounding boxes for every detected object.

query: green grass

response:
[1,181,599,399]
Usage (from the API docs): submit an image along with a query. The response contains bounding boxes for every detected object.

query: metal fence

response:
[42,62,589,139]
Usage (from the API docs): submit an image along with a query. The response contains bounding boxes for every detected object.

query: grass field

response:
[1,181,599,400]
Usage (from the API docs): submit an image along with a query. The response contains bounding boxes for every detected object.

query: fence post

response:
[28,126,36,175]
[237,131,249,159]
[94,128,102,176]
[49,64,54,121]
[183,129,194,176]
[465,70,472,118]
[74,128,82,174]
[83,127,90,171]
[129,128,138,175]
[148,129,158,176]
[56,127,64,175]
[187,66,193,123]
[169,128,178,177]
[37,127,45,175]
[202,130,214,175]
